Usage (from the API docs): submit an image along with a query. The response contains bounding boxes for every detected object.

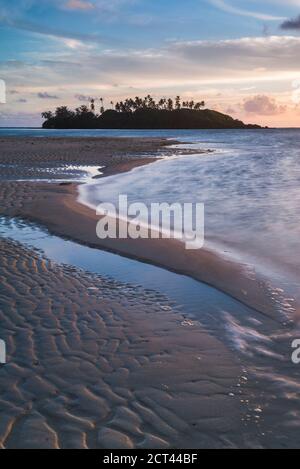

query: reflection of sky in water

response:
[6,165,103,183]
[81,129,300,285]
[0,217,290,354]
[0,217,255,328]
[1,216,299,410]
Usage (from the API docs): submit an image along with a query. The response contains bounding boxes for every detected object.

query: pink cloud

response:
[243,95,286,115]
[64,0,95,11]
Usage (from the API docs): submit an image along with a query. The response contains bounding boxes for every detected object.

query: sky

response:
[1,0,300,127]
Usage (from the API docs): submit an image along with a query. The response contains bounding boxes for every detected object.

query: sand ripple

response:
[0,239,246,449]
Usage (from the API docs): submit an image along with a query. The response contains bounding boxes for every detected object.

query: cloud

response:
[0,3,111,45]
[225,107,237,114]
[1,17,107,43]
[37,92,59,99]
[170,36,300,76]
[209,0,286,21]
[64,0,95,11]
[243,95,286,115]
[1,35,300,98]
[61,38,94,50]
[281,15,300,30]
[60,0,136,16]
[74,94,94,101]
[2,35,300,107]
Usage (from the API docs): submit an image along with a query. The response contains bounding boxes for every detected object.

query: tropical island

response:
[42,95,262,130]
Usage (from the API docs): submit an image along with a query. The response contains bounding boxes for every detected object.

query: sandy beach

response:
[0,136,299,449]
[0,180,281,318]
[0,237,248,449]
[0,136,249,449]
[0,136,285,322]
[0,137,180,180]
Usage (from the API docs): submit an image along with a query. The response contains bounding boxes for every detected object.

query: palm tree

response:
[119,101,126,112]
[167,98,174,111]
[194,101,205,110]
[76,105,89,116]
[99,97,104,113]
[125,98,135,112]
[90,98,95,112]
[149,96,156,109]
[158,98,166,110]
[135,96,143,109]
[41,111,53,120]
[175,96,181,110]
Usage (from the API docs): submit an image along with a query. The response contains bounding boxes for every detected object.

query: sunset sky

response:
[1,0,300,127]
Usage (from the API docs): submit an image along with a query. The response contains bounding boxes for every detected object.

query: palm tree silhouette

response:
[99,97,104,113]
[175,96,181,110]
[90,98,95,112]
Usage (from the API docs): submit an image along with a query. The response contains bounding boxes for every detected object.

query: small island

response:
[42,95,262,130]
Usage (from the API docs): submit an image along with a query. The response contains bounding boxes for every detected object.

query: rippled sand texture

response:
[0,136,191,181]
[0,239,250,449]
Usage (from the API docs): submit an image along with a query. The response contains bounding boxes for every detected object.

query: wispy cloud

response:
[63,0,95,10]
[37,92,59,99]
[209,0,286,21]
[0,16,109,44]
[0,1,119,45]
[74,94,95,101]
[61,0,136,15]
[3,35,300,93]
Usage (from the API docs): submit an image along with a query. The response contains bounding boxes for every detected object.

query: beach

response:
[0,134,300,449]
[0,136,178,179]
[0,180,281,320]
[0,137,286,318]
[0,237,248,449]
[0,136,247,449]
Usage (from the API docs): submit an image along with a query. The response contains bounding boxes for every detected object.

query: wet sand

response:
[0,136,200,180]
[0,136,287,449]
[0,238,249,449]
[0,180,282,321]
[0,136,177,166]
[0,137,287,320]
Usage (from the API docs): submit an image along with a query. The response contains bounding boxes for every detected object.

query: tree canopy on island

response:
[42,95,262,130]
